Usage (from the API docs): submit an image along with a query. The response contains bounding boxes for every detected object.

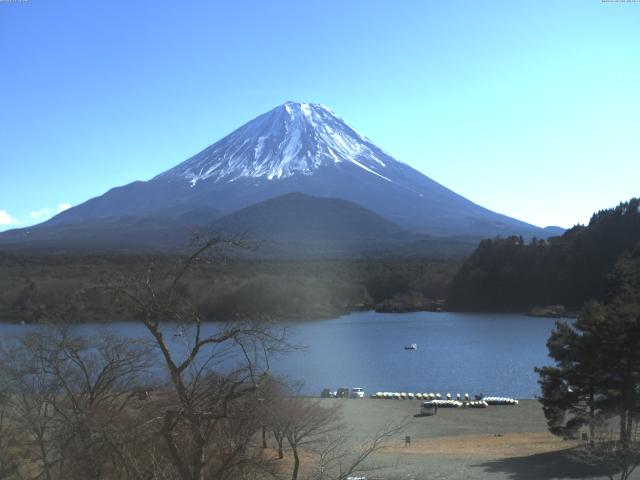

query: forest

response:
[447,198,640,312]
[0,252,460,323]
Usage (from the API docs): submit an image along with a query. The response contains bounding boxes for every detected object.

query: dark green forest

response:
[447,198,640,312]
[0,252,459,323]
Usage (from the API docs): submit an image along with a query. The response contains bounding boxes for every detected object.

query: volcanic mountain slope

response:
[210,192,480,258]
[214,192,411,239]
[0,102,563,253]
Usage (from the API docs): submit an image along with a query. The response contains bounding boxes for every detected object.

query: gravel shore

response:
[318,398,633,480]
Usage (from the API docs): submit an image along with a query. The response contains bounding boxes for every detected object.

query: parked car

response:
[320,388,334,398]
[336,387,350,398]
[350,387,365,399]
[421,401,436,416]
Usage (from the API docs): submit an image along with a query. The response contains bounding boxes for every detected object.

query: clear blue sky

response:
[1,0,639,231]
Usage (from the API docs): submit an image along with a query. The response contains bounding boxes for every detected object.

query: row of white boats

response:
[371,392,519,406]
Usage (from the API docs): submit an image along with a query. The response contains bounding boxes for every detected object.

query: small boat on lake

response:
[404,343,418,350]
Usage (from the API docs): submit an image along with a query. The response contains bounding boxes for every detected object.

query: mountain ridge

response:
[1,102,564,253]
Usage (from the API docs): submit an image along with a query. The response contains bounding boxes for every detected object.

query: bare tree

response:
[261,383,289,460]
[110,236,290,480]
[281,397,342,480]
[0,326,155,480]
[263,390,408,480]
[309,421,406,480]
[0,342,59,480]
[0,396,20,480]
[254,375,286,454]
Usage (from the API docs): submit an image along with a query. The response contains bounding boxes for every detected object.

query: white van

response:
[351,387,365,399]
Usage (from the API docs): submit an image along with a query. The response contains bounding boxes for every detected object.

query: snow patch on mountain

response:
[157,102,395,185]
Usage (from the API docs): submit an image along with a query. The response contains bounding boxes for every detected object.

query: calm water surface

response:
[0,311,559,398]
[281,311,558,398]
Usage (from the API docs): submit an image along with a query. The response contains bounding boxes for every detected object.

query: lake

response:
[281,311,558,399]
[0,311,560,398]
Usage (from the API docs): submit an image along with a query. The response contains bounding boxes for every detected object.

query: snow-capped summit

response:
[157,102,394,185]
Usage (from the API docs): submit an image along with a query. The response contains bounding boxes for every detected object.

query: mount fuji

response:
[0,102,562,253]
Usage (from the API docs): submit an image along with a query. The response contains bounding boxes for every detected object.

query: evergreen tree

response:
[536,248,640,443]
[536,302,607,439]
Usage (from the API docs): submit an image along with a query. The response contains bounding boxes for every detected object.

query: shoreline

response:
[0,307,572,325]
